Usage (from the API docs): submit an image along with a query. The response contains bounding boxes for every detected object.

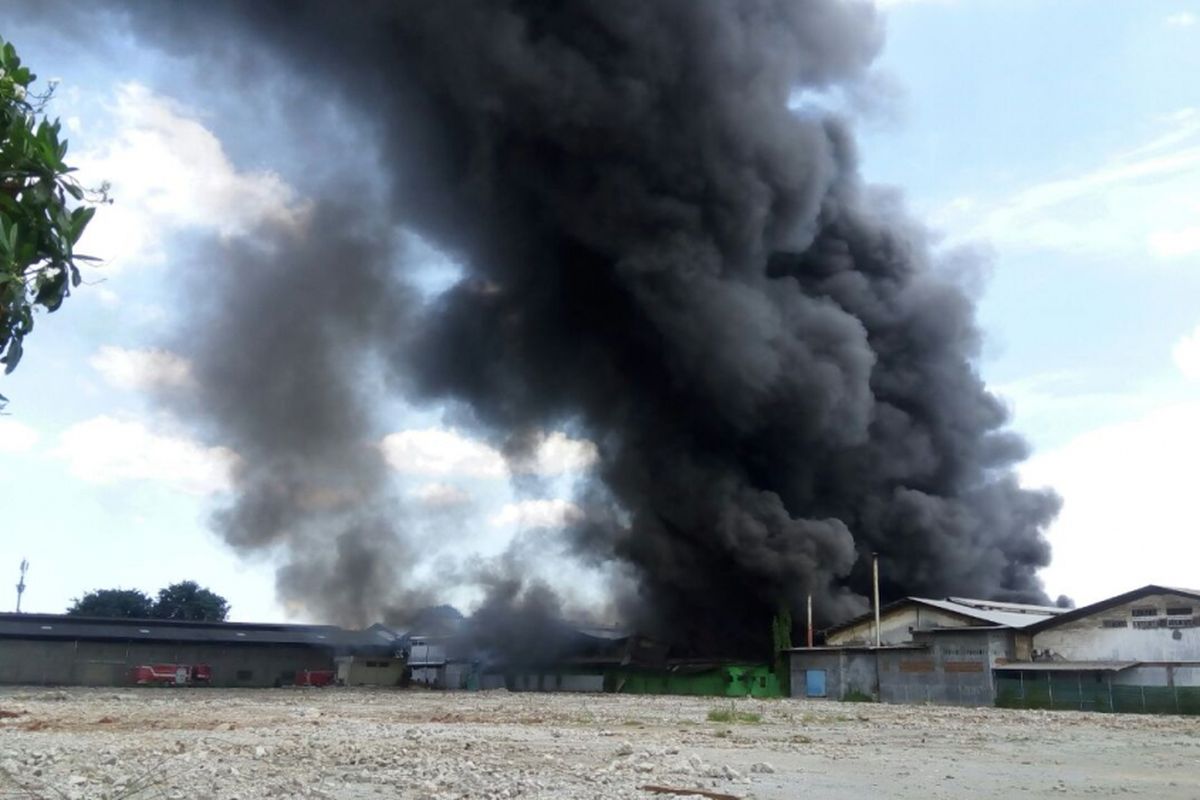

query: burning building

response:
[16,0,1061,655]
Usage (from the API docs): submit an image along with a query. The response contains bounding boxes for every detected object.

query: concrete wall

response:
[789,650,878,700]
[827,606,975,647]
[339,656,405,687]
[791,630,1012,706]
[0,638,333,687]
[1033,593,1200,663]
[506,672,606,692]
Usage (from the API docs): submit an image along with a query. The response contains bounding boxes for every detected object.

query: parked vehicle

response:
[294,669,336,687]
[129,663,212,686]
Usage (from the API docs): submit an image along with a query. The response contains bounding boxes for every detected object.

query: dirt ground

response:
[1,687,1198,800]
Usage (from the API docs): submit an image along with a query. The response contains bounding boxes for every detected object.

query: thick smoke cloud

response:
[23,0,1059,652]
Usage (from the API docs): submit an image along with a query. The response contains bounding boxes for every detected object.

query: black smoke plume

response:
[21,0,1060,653]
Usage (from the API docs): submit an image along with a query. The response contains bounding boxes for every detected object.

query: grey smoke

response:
[19,0,1059,652]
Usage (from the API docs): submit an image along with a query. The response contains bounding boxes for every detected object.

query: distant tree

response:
[66,588,154,618]
[0,36,104,406]
[771,604,793,694]
[771,604,793,659]
[152,580,230,622]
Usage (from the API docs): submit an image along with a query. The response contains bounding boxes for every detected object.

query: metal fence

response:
[995,674,1200,715]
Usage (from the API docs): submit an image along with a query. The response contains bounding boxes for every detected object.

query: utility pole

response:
[872,552,881,648]
[806,594,814,648]
[15,559,28,613]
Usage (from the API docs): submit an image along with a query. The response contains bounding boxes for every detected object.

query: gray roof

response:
[0,613,399,652]
[827,596,1063,637]
[908,597,1062,629]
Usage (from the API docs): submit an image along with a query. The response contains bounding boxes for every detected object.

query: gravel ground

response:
[1,687,1199,799]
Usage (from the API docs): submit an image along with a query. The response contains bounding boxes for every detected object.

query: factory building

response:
[0,613,404,688]
[995,585,1200,714]
[788,586,1200,715]
[787,596,1062,705]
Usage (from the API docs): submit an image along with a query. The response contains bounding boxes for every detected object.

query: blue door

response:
[806,669,827,698]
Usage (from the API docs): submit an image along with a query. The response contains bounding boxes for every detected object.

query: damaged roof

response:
[826,595,1064,637]
[0,612,398,652]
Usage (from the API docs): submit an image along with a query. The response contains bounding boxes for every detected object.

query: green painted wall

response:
[995,673,1200,715]
[613,664,781,698]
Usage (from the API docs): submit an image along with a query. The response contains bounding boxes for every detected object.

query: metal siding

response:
[0,638,333,687]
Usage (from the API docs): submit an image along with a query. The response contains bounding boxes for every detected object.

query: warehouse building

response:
[788,586,1200,714]
[995,585,1200,714]
[0,613,403,688]
[787,596,1063,705]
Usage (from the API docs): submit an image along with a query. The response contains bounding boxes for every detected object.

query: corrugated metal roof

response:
[945,597,1066,615]
[785,644,927,652]
[826,596,1062,638]
[0,613,398,652]
[994,661,1139,672]
[908,597,1059,630]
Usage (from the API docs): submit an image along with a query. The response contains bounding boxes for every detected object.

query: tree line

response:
[67,580,230,622]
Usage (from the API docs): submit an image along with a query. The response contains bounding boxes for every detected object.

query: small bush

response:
[841,689,876,703]
[706,706,762,724]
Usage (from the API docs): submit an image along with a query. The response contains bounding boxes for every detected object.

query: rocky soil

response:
[1,687,1198,799]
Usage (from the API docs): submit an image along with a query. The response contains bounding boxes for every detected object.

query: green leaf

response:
[2,335,22,373]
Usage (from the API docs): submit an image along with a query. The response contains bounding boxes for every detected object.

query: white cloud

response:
[75,83,309,272]
[510,431,599,475]
[410,482,472,510]
[53,416,236,495]
[89,346,195,392]
[381,428,506,478]
[94,287,121,307]
[1167,12,1197,27]
[489,499,584,529]
[380,428,597,479]
[933,109,1200,260]
[0,419,40,453]
[1173,325,1200,381]
[1023,402,1200,605]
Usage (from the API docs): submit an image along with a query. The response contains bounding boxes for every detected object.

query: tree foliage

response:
[65,581,231,622]
[153,580,231,622]
[66,588,154,618]
[770,604,793,694]
[0,36,102,405]
[771,604,793,659]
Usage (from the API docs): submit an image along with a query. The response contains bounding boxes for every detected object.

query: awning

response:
[994,661,1139,672]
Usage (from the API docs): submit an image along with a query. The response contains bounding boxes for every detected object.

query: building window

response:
[1131,607,1158,617]
[1133,619,1165,630]
[1168,618,1196,628]
[1102,619,1127,628]
[236,670,253,681]
[1166,607,1193,617]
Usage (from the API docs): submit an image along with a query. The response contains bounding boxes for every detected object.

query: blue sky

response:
[2,1,1198,621]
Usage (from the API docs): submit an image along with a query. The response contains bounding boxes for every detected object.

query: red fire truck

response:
[294,669,336,687]
[129,663,213,686]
